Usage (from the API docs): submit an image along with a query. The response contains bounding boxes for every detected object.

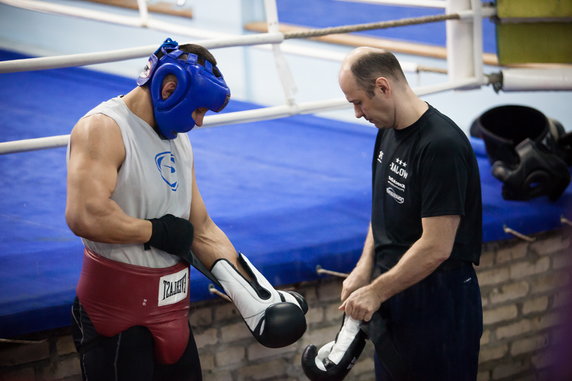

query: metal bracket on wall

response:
[503,225,536,242]
[316,265,349,279]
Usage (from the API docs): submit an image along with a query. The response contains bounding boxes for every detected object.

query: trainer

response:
[338,47,483,380]
[65,38,306,381]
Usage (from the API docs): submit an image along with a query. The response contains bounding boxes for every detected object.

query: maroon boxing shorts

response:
[77,248,190,364]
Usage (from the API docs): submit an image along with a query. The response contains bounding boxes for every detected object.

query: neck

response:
[394,89,428,130]
[122,86,155,127]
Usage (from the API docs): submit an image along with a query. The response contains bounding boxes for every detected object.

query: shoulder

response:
[421,108,470,152]
[72,113,122,142]
[70,113,125,164]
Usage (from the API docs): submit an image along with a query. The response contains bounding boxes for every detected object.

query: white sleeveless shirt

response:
[68,96,194,268]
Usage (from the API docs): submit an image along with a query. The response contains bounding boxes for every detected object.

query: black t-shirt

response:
[371,104,482,268]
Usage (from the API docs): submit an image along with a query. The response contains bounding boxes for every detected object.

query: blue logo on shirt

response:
[155,151,178,191]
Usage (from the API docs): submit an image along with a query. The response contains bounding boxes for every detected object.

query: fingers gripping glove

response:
[301,314,366,381]
[145,214,194,261]
[211,253,308,348]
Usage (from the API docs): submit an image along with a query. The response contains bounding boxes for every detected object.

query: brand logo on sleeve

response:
[155,151,179,191]
[158,267,188,306]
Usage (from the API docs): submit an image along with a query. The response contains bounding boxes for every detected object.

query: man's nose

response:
[354,105,364,119]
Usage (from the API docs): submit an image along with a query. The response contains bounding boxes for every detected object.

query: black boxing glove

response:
[145,214,194,260]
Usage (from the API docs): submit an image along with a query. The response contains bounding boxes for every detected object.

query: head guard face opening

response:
[137,38,230,139]
[471,105,570,201]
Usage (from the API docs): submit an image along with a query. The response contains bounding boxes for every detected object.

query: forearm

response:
[66,197,151,244]
[370,237,450,302]
[355,223,375,275]
[191,216,237,269]
[341,224,376,301]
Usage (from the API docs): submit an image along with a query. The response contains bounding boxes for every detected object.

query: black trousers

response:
[71,298,202,381]
[372,263,483,381]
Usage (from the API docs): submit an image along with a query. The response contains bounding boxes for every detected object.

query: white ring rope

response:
[0,33,286,73]
[0,36,442,75]
[0,78,481,155]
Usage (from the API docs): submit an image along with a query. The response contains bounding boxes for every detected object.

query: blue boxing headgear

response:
[137,38,230,139]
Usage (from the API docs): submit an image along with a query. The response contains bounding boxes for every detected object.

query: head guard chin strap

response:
[471,105,570,201]
[137,38,230,139]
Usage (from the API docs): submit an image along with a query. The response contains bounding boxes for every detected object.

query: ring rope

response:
[0,78,483,155]
[283,13,460,40]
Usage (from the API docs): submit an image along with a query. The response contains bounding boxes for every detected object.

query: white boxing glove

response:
[211,252,307,348]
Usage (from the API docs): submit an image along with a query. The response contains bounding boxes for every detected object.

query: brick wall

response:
[1,228,570,381]
[476,229,571,381]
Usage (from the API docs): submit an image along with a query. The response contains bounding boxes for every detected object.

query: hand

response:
[339,285,382,322]
[146,214,194,259]
[341,265,371,302]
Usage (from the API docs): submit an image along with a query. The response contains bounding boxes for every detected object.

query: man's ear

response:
[375,77,390,95]
[161,80,177,100]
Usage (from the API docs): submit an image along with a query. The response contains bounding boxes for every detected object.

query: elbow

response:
[419,231,455,267]
[420,240,452,268]
[65,214,84,238]
[430,246,453,267]
[434,251,451,266]
[65,208,91,239]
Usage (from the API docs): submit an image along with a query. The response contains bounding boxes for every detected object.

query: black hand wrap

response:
[145,214,194,260]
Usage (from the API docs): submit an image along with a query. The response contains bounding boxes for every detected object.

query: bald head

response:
[341,47,384,70]
[339,47,406,97]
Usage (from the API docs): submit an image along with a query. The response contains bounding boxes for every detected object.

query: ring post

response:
[446,0,480,89]
[470,0,484,86]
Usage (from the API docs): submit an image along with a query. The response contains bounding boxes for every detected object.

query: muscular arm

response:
[65,114,152,243]
[188,166,239,269]
[340,214,460,321]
